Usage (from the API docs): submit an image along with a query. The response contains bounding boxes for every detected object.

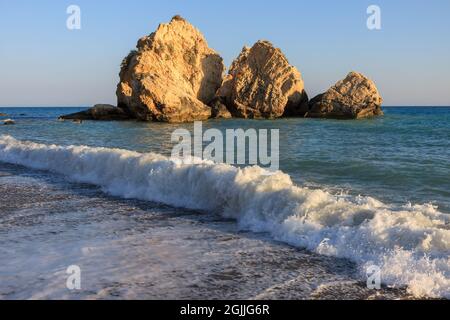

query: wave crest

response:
[1,134,449,298]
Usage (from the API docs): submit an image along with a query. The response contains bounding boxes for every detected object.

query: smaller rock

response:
[59,104,131,121]
[3,119,15,125]
[0,113,7,117]
[307,72,383,119]
[210,97,232,119]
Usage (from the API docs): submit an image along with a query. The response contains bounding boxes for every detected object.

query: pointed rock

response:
[216,41,308,119]
[116,16,225,123]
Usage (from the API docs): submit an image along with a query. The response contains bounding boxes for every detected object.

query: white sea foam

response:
[1,134,449,298]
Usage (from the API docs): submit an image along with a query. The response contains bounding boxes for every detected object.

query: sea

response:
[0,106,449,299]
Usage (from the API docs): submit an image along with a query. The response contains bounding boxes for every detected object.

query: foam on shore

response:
[1,134,449,298]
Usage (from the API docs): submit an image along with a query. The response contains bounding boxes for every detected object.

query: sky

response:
[0,0,449,107]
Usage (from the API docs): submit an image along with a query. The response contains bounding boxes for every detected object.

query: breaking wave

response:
[1,134,449,298]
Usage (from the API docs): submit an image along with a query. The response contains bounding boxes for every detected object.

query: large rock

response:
[216,41,308,119]
[307,72,383,119]
[117,15,225,123]
[59,104,130,121]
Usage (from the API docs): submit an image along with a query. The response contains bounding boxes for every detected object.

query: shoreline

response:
[1,133,449,299]
[0,161,413,300]
[1,106,450,300]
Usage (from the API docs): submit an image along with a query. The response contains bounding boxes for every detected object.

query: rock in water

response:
[116,15,225,123]
[307,72,383,119]
[3,119,15,125]
[59,104,130,121]
[209,97,232,119]
[216,41,308,119]
[0,113,7,117]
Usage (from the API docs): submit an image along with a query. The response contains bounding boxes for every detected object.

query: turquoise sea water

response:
[1,107,449,212]
[1,106,449,299]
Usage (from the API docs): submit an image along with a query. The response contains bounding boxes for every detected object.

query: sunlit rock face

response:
[307,72,383,119]
[216,40,308,119]
[117,15,225,123]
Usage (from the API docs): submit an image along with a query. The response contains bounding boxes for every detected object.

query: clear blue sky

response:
[1,0,449,106]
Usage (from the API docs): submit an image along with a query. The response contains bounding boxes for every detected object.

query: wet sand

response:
[0,162,410,300]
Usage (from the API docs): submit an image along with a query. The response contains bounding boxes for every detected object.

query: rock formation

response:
[3,119,15,125]
[59,104,130,121]
[209,97,232,119]
[307,72,383,119]
[58,17,384,123]
[116,15,225,123]
[0,113,7,117]
[215,41,308,119]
